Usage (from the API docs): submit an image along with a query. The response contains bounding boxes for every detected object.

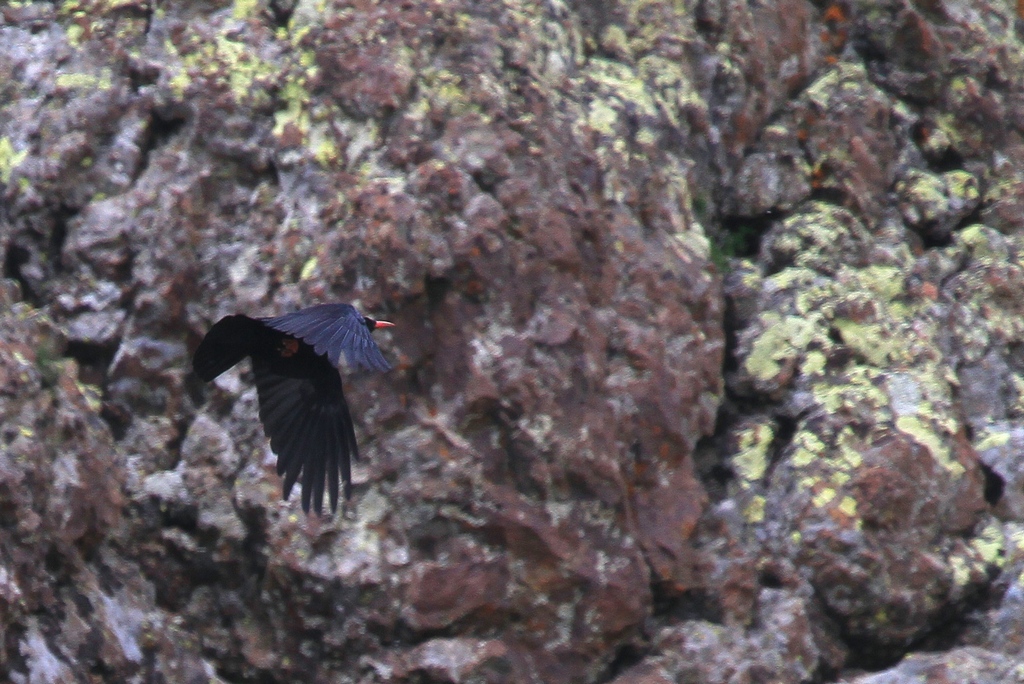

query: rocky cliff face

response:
[0,1,1022,682]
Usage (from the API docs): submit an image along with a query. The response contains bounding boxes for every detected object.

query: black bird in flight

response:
[192,303,394,514]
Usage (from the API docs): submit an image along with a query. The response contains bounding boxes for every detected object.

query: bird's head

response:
[364,316,395,332]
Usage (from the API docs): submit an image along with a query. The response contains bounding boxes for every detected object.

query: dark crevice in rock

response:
[3,623,29,680]
[86,649,117,679]
[721,285,743,376]
[758,567,784,589]
[805,187,852,209]
[44,545,65,575]
[702,461,735,502]
[912,121,966,173]
[424,274,452,308]
[150,110,187,147]
[692,411,735,503]
[3,242,34,303]
[213,663,265,684]
[64,337,122,437]
[912,203,980,249]
[494,413,548,500]
[164,416,191,469]
[164,505,200,536]
[716,213,773,261]
[818,616,906,673]
[594,641,650,684]
[914,223,956,249]
[135,110,187,180]
[264,155,280,188]
[127,57,161,92]
[471,168,501,195]
[109,1,153,28]
[64,339,118,379]
[49,204,75,272]
[909,595,993,660]
[100,400,132,441]
[850,24,938,109]
[268,0,298,28]
[406,518,461,563]
[822,580,991,675]
[651,586,723,625]
[765,413,798,476]
[702,294,763,498]
[826,325,844,346]
[979,460,1005,507]
[563,0,613,57]
[946,203,985,244]
[237,506,270,582]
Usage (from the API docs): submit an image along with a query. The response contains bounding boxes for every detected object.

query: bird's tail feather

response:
[192,315,264,381]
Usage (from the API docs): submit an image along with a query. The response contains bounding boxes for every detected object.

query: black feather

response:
[192,303,392,514]
[192,315,267,381]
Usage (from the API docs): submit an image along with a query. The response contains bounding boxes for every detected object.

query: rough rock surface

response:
[3,0,1024,683]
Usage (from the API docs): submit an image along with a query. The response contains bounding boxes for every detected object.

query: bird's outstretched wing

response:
[192,314,266,381]
[252,355,358,514]
[262,303,391,372]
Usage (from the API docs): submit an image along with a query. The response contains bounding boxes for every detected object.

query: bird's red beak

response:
[374,320,395,329]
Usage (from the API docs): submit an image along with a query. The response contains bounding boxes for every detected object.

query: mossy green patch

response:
[169,28,284,109]
[600,24,631,60]
[971,520,1005,567]
[274,79,312,137]
[233,0,259,20]
[588,100,619,135]
[975,429,1011,453]
[0,137,28,185]
[585,57,658,120]
[790,431,826,468]
[420,68,478,117]
[55,70,114,90]
[857,265,905,302]
[899,170,947,219]
[66,23,85,46]
[804,62,870,111]
[733,422,774,485]
[309,123,339,166]
[812,487,837,508]
[896,415,964,476]
[812,367,887,415]
[946,170,979,203]
[837,495,858,517]
[832,319,891,366]
[836,428,863,469]
[958,224,1007,262]
[801,349,827,376]
[743,495,766,523]
[744,313,816,382]
[949,554,970,586]
[300,257,318,281]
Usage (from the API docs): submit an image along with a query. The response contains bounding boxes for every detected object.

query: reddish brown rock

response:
[7,0,1024,682]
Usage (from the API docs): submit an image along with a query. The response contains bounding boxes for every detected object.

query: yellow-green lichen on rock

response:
[972,519,1006,569]
[897,169,948,222]
[165,23,288,112]
[0,137,28,185]
[803,62,872,112]
[743,312,817,384]
[55,70,114,91]
[583,57,660,121]
[766,202,873,274]
[732,422,774,487]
